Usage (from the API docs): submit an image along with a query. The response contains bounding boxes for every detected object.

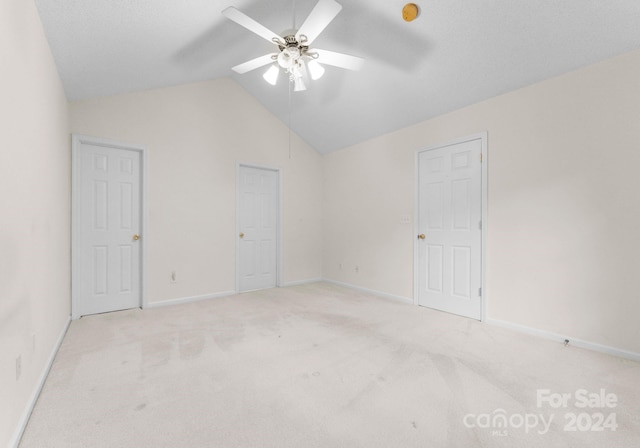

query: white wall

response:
[323,49,640,354]
[70,79,323,304]
[0,0,71,446]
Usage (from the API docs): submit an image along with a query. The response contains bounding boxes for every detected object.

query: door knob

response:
[239,232,245,238]
[418,234,426,240]
[133,234,140,241]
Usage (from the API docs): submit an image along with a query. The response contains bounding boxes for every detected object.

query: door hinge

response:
[478,287,482,297]
[479,220,482,230]
[480,153,483,163]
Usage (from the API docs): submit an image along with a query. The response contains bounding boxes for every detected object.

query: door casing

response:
[236,163,283,292]
[71,134,148,319]
[414,132,488,321]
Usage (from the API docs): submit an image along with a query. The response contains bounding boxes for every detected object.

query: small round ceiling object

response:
[402,3,420,22]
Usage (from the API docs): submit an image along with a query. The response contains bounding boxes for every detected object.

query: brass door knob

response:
[133,234,140,241]
[418,234,426,240]
[239,232,245,238]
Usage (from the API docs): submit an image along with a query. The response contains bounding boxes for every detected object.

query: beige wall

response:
[70,79,323,303]
[323,49,640,354]
[0,0,71,446]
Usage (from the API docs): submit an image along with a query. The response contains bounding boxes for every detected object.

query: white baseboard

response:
[323,279,414,305]
[146,281,326,308]
[486,318,640,362]
[281,278,323,287]
[145,290,237,309]
[11,315,71,448]
[321,280,640,362]
[146,282,327,308]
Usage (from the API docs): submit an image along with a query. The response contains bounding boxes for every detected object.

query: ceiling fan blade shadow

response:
[328,3,433,71]
[172,21,251,72]
[313,49,364,70]
[295,0,342,45]
[233,54,277,74]
[223,6,283,45]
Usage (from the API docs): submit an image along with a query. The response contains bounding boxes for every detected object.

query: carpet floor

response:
[19,282,640,447]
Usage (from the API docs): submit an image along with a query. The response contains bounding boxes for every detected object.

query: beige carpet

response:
[19,282,640,447]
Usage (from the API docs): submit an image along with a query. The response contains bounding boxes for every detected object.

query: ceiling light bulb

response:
[307,60,325,80]
[277,51,290,69]
[277,47,300,70]
[263,65,279,85]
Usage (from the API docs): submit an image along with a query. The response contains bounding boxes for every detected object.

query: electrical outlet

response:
[16,355,21,381]
[355,265,359,274]
[338,263,343,270]
[171,271,177,283]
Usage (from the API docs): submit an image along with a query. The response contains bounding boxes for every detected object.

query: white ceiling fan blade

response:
[295,0,342,46]
[232,54,276,74]
[313,49,364,71]
[222,7,282,45]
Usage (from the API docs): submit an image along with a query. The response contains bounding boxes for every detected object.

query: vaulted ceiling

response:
[34,0,640,153]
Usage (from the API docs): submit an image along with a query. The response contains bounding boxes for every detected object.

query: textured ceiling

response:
[34,0,640,153]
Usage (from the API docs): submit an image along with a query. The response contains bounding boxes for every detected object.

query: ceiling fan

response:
[222,0,364,92]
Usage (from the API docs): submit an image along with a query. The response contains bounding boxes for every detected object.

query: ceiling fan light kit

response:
[222,0,364,92]
[307,59,325,80]
[262,65,280,85]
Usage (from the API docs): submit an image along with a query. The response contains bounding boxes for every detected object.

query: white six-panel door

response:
[238,165,278,292]
[73,137,143,317]
[417,138,483,319]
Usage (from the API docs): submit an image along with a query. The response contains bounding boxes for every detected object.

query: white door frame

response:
[414,132,488,321]
[235,162,283,292]
[71,134,148,319]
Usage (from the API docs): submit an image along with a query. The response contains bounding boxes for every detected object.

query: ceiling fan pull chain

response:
[288,75,293,159]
